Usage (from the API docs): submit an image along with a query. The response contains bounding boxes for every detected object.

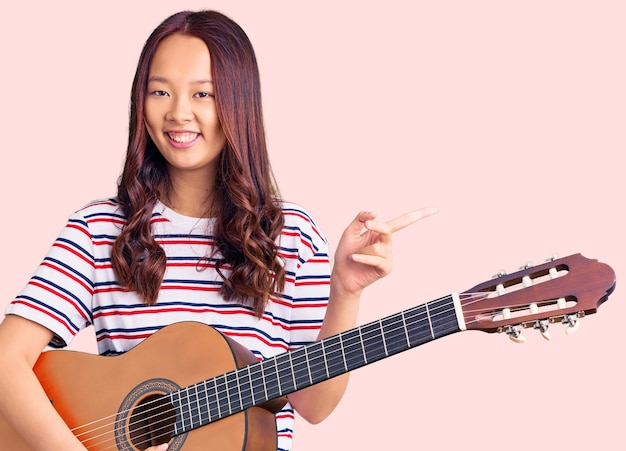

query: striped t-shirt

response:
[7,198,330,450]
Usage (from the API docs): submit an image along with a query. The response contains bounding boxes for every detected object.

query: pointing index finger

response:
[387,206,438,233]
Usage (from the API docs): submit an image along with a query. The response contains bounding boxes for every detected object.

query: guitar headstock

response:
[458,253,615,342]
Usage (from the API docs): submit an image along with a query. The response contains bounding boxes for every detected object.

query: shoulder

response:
[74,198,124,219]
[280,201,327,253]
[67,198,126,234]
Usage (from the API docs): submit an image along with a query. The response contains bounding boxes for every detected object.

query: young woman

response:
[0,10,435,451]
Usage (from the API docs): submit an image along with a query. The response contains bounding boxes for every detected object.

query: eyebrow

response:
[147,76,213,85]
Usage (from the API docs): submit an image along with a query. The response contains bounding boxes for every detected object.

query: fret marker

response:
[170,393,180,436]
[358,327,368,364]
[194,384,201,426]
[288,352,297,391]
[378,319,389,356]
[338,333,348,372]
[273,359,283,397]
[235,369,243,411]
[320,341,330,379]
[304,346,313,385]
[400,311,411,347]
[425,303,435,339]
[226,374,233,415]
[185,386,192,431]
[247,366,255,405]
[214,377,221,418]
[260,362,268,402]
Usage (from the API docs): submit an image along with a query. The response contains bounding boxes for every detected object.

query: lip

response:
[164,131,201,149]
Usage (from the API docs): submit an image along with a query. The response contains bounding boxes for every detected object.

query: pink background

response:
[1,1,624,449]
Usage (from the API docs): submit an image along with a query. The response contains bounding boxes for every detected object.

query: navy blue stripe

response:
[15,295,84,332]
[155,233,214,239]
[30,276,93,322]
[42,257,94,289]
[55,237,93,261]
[161,279,222,286]
[67,217,88,228]
[215,324,290,349]
[91,234,118,240]
[83,211,125,220]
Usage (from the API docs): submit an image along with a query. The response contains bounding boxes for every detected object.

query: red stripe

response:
[96,332,152,342]
[11,300,76,336]
[271,297,328,310]
[28,281,90,321]
[223,331,289,351]
[167,262,218,269]
[40,261,94,295]
[51,243,94,267]
[160,285,221,291]
[275,413,295,420]
[157,239,214,246]
[87,218,126,226]
[283,211,324,241]
[93,305,248,319]
[93,240,114,246]
[278,253,299,260]
[66,223,91,239]
[93,287,126,294]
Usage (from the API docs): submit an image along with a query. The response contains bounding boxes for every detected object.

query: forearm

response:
[287,283,361,424]
[0,316,86,451]
[0,363,86,450]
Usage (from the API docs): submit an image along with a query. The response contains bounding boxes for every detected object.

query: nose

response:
[166,95,194,123]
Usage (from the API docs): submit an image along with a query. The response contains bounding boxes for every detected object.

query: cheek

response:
[143,109,161,139]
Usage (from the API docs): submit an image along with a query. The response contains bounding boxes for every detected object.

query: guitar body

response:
[0,322,284,450]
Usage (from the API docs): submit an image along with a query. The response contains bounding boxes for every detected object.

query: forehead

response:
[149,33,212,80]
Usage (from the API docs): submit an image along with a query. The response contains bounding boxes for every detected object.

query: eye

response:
[150,90,169,97]
[194,91,215,99]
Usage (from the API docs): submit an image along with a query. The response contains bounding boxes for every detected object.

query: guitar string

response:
[73,295,466,444]
[78,293,544,449]
[83,319,537,448]
[81,300,465,450]
[76,300,461,449]
[81,294,556,450]
[76,294,556,449]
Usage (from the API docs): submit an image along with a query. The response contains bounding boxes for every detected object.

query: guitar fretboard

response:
[168,294,461,435]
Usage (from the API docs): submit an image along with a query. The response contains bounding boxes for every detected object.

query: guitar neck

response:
[169,294,462,435]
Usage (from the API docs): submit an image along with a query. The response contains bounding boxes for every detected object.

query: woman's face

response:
[144,33,227,179]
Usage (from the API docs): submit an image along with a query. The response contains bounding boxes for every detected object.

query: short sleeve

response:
[6,213,95,347]
[288,246,330,349]
[279,204,331,350]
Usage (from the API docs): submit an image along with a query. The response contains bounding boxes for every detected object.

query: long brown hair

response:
[111,10,285,317]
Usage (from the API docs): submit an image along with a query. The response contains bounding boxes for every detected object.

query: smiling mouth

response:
[167,132,200,143]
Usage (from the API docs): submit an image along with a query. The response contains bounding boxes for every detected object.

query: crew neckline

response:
[155,200,215,233]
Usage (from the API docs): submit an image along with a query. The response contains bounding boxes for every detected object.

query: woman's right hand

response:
[145,444,169,451]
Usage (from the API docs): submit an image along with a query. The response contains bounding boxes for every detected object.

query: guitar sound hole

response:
[128,394,175,450]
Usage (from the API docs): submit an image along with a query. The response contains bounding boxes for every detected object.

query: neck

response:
[164,167,218,218]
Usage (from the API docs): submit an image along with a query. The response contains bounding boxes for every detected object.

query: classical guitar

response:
[0,254,615,450]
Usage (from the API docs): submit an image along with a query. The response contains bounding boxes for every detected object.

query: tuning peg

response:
[533,320,552,341]
[522,275,533,287]
[563,315,581,335]
[520,262,533,270]
[492,270,507,279]
[547,255,561,279]
[505,325,526,343]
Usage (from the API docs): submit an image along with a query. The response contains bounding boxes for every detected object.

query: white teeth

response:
[168,132,199,143]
